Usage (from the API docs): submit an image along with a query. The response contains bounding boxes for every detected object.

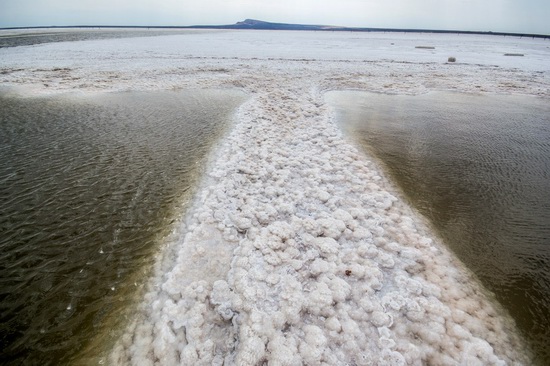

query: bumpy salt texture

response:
[110,86,529,365]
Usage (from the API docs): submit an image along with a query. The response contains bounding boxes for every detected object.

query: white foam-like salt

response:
[108,85,530,364]
[2,30,546,364]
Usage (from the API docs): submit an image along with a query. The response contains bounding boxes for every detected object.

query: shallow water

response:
[327,91,550,364]
[0,29,201,48]
[0,89,245,364]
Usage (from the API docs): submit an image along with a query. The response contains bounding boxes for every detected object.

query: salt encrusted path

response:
[111,82,529,365]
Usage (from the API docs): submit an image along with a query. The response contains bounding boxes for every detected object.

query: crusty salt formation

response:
[110,85,529,365]
[2,30,545,365]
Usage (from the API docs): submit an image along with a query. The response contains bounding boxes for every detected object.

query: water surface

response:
[0,29,202,48]
[0,89,245,364]
[327,91,550,364]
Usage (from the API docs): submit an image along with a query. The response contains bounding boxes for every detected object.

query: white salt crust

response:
[107,85,531,365]
[2,31,546,365]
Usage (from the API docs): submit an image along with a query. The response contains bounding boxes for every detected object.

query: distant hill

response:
[189,19,549,39]
[221,19,339,31]
[191,18,348,31]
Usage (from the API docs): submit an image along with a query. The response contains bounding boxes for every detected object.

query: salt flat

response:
[1,30,549,364]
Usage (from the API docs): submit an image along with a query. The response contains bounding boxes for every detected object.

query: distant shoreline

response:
[1,19,549,40]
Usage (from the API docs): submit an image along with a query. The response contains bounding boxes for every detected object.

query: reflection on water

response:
[327,91,550,364]
[0,89,245,364]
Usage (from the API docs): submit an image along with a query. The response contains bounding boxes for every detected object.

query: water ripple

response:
[328,91,550,364]
[0,89,245,364]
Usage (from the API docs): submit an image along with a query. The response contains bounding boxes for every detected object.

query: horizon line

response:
[1,22,549,39]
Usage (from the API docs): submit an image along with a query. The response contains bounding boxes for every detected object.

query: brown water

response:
[0,89,245,365]
[327,91,550,364]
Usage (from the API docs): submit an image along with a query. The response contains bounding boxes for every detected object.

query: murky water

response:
[0,29,201,48]
[0,89,245,364]
[327,91,550,364]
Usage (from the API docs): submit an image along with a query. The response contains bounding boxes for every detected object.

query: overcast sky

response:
[1,0,548,35]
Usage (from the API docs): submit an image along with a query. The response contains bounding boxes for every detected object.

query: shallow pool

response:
[327,91,550,364]
[0,89,245,364]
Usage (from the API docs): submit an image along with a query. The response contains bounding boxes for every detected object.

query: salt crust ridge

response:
[2,31,546,365]
[109,86,531,365]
